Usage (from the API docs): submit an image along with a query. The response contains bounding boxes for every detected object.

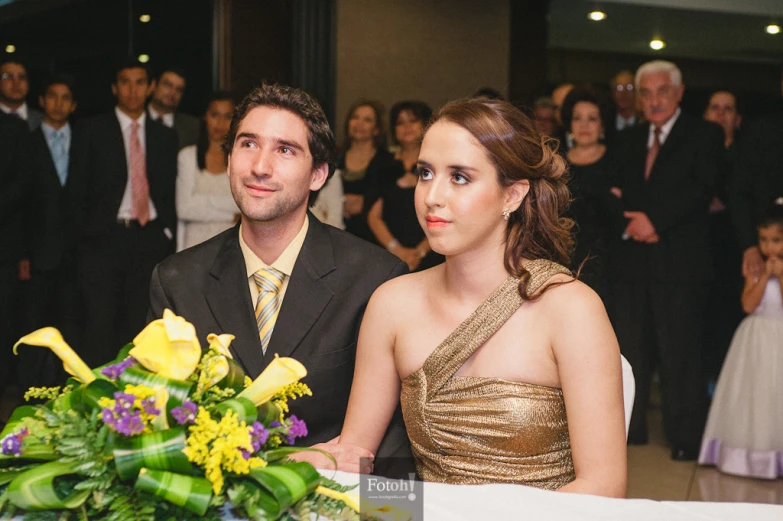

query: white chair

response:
[620,355,635,439]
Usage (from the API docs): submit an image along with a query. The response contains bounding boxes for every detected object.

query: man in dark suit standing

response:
[731,65,783,279]
[609,60,722,461]
[148,84,409,469]
[147,67,199,150]
[66,58,178,368]
[0,59,42,130]
[18,74,79,388]
[0,112,31,396]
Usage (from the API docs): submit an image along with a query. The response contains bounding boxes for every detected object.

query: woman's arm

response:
[550,281,627,498]
[368,198,421,270]
[176,147,238,222]
[741,267,769,314]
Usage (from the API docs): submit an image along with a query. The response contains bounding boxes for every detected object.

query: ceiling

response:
[549,0,783,63]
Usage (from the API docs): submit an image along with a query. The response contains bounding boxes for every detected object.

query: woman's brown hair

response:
[431,97,574,299]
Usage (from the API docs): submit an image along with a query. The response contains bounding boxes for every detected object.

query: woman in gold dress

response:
[308,97,627,497]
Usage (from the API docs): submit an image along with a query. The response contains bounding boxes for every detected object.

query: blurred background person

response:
[176,91,238,251]
[533,96,557,137]
[0,59,41,130]
[147,67,199,150]
[473,86,504,100]
[368,101,442,272]
[310,168,345,229]
[552,82,574,150]
[611,70,637,132]
[335,99,394,243]
[561,87,617,299]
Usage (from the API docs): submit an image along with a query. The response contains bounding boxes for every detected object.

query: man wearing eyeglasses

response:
[0,59,42,131]
[611,70,637,132]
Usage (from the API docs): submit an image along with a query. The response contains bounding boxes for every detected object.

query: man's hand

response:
[742,246,763,279]
[19,259,31,281]
[287,438,375,474]
[623,211,657,243]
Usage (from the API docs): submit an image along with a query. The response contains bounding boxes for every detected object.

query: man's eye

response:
[280,147,292,154]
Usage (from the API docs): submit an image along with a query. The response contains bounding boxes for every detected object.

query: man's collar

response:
[239,216,310,279]
[115,106,146,129]
[0,102,27,119]
[41,121,71,138]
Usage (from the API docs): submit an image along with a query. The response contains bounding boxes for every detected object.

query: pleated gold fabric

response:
[400,259,576,490]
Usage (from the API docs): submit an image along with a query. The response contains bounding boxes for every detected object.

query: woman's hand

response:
[287,437,375,474]
[392,246,421,271]
[343,194,364,218]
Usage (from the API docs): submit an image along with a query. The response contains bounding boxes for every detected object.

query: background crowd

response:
[1,51,782,469]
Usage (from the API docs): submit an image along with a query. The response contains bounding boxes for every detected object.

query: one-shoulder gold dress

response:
[400,260,576,490]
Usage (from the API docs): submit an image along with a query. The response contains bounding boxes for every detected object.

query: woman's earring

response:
[502,209,511,221]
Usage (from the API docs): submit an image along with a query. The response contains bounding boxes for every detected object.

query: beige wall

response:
[335,0,510,143]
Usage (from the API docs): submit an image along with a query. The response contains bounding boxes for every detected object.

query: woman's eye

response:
[452,172,468,185]
[417,167,433,180]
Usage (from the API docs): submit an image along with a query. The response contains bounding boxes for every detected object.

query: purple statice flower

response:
[1,428,30,457]
[241,449,252,460]
[140,397,160,416]
[100,357,137,380]
[171,400,197,425]
[114,409,145,436]
[285,416,308,445]
[269,421,282,428]
[101,408,115,426]
[249,422,269,452]
[114,392,137,411]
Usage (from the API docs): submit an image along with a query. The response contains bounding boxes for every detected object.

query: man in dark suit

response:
[0,59,42,130]
[66,58,178,368]
[609,60,723,461]
[147,67,199,150]
[18,74,80,388]
[148,84,409,472]
[731,66,783,279]
[0,112,32,396]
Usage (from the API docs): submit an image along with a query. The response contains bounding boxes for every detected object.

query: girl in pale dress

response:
[176,92,238,251]
[699,199,783,479]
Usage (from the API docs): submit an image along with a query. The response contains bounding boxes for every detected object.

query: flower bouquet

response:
[0,310,391,521]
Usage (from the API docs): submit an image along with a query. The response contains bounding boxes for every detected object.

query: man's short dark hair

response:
[157,67,187,84]
[224,83,336,206]
[389,100,432,145]
[113,56,152,84]
[40,73,77,100]
[0,58,27,71]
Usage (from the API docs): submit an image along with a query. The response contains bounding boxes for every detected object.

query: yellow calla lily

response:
[207,333,235,358]
[237,354,307,406]
[128,309,202,381]
[13,327,95,384]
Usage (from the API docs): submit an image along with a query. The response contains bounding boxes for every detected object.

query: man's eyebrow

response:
[234,133,305,152]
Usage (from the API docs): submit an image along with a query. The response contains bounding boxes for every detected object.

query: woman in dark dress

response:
[367,101,443,271]
[335,99,394,243]
[561,87,619,298]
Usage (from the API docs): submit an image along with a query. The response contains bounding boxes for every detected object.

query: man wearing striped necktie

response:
[149,84,411,476]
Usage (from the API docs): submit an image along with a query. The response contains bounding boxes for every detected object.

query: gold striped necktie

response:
[253,268,286,354]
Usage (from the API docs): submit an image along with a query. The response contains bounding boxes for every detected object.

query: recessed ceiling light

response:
[588,11,606,22]
[139,14,151,23]
[649,39,666,51]
[766,24,781,35]
[138,54,150,63]
[5,44,15,53]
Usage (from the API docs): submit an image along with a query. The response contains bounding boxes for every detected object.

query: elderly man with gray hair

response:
[607,60,723,461]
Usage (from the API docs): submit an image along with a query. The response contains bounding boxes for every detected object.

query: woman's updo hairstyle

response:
[428,97,574,299]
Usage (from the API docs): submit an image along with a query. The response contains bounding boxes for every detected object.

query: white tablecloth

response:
[324,470,783,521]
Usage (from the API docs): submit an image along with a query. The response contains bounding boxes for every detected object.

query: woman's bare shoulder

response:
[370,265,442,307]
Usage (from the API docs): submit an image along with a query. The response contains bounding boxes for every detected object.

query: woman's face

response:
[570,101,603,147]
[395,109,424,146]
[415,121,523,257]
[759,224,783,259]
[205,99,234,143]
[348,105,379,143]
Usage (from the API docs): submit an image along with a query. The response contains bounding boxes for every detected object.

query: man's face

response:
[151,72,186,112]
[704,91,740,142]
[0,62,29,105]
[227,106,327,223]
[533,106,556,136]
[612,72,635,111]
[39,84,76,126]
[112,67,153,115]
[638,71,683,128]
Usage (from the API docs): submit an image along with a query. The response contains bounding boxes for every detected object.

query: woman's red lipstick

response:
[425,216,450,228]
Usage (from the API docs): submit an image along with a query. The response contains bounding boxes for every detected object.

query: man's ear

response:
[309,163,329,192]
[505,179,531,212]
[111,84,118,98]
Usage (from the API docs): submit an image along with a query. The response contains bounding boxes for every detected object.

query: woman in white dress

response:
[699,199,783,479]
[176,92,238,251]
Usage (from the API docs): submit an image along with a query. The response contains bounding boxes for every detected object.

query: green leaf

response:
[243,462,321,518]
[119,367,193,409]
[134,469,212,516]
[113,427,192,481]
[6,460,90,510]
[214,397,257,424]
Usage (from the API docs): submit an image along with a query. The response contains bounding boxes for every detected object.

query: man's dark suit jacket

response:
[27,125,77,272]
[27,109,42,131]
[66,112,178,242]
[0,112,32,264]
[149,217,409,449]
[608,112,723,282]
[730,112,783,251]
[173,113,199,150]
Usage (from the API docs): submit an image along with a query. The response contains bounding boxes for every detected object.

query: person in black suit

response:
[147,67,200,150]
[608,60,723,461]
[19,74,80,388]
[148,84,410,471]
[66,58,178,368]
[731,66,783,280]
[0,112,32,396]
[0,59,42,130]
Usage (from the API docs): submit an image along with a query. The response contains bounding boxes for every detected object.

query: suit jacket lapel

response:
[205,226,266,377]
[267,216,336,361]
